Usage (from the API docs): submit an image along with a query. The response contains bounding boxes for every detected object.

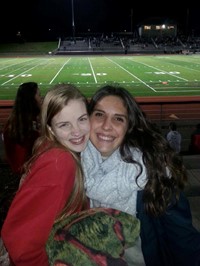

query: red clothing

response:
[3,126,39,174]
[190,134,200,153]
[1,148,78,266]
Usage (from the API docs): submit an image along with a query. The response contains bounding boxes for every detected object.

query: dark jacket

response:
[136,191,200,266]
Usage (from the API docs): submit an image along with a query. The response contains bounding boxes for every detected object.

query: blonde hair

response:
[23,84,88,221]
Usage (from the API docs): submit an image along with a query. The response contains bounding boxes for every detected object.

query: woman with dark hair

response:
[3,82,42,175]
[81,85,200,266]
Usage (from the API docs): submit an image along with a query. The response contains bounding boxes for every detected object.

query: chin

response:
[73,144,87,153]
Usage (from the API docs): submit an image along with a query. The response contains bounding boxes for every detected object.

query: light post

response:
[71,0,75,42]
[130,9,133,33]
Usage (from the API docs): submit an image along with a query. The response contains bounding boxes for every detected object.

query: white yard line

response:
[50,58,71,84]
[105,57,156,92]
[2,61,44,85]
[0,59,40,76]
[159,59,200,73]
[0,58,31,71]
[128,58,188,81]
[88,57,97,83]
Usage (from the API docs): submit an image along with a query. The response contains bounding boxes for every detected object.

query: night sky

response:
[0,1,199,42]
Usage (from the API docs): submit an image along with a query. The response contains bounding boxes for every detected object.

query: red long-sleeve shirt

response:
[1,148,78,266]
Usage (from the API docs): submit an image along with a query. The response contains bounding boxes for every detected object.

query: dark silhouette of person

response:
[189,123,200,154]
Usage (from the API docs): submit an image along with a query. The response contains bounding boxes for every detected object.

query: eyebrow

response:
[55,121,69,126]
[55,113,88,126]
[93,108,128,119]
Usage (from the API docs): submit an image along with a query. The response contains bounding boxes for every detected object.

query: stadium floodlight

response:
[71,0,75,42]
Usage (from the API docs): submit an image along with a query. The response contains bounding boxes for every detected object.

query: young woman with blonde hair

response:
[1,84,90,266]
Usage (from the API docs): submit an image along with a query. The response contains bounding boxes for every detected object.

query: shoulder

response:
[130,147,143,159]
[167,131,172,137]
[34,148,76,171]
[43,147,73,158]
[22,148,76,186]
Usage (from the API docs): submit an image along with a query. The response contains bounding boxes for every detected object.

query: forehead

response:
[95,95,127,115]
[53,99,86,122]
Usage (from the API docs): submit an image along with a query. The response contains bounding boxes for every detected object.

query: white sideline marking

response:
[50,58,71,84]
[128,58,188,81]
[88,58,97,83]
[2,63,43,85]
[105,57,156,92]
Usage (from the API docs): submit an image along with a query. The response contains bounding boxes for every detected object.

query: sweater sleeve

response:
[1,148,76,266]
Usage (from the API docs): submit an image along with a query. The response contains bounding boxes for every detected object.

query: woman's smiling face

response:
[90,95,128,157]
[51,99,90,153]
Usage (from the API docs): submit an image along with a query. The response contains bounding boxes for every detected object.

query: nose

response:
[102,116,112,131]
[71,123,81,135]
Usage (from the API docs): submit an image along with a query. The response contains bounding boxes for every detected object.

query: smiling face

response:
[51,99,90,153]
[90,95,128,157]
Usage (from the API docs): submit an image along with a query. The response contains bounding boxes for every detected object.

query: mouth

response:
[97,133,115,142]
[70,136,86,145]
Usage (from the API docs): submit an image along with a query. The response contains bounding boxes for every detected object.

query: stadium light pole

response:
[71,0,75,42]
[186,8,189,36]
[130,9,133,33]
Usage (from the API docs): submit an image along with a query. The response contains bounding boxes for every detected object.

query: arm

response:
[1,149,76,266]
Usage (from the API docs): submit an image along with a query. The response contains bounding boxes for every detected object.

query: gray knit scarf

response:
[81,141,147,215]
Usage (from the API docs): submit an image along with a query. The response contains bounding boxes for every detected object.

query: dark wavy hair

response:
[89,85,187,216]
[6,82,41,143]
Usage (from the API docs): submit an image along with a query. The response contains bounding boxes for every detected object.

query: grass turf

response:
[0,54,200,100]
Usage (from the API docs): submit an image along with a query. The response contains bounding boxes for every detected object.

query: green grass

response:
[0,42,58,54]
[1,54,200,99]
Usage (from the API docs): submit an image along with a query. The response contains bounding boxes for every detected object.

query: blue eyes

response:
[80,116,88,121]
[59,123,70,128]
[58,116,89,129]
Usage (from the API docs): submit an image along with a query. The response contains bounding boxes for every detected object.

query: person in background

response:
[1,84,90,266]
[166,121,182,153]
[81,85,200,266]
[3,82,42,176]
[189,123,200,154]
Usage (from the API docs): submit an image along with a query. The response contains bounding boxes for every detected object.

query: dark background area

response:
[0,1,199,42]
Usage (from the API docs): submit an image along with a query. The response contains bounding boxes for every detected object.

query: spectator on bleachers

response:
[166,122,182,153]
[189,123,200,154]
[3,82,42,176]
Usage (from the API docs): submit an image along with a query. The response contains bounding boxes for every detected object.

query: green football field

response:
[1,54,200,100]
